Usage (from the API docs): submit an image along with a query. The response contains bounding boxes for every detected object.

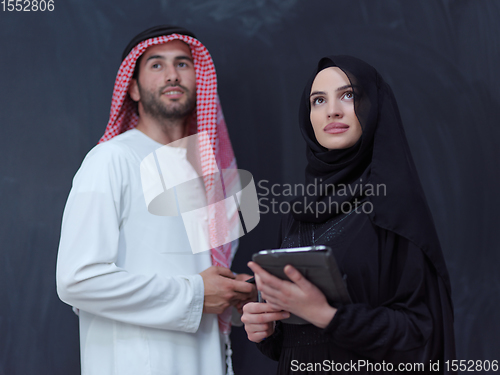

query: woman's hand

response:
[241,302,290,343]
[248,261,337,329]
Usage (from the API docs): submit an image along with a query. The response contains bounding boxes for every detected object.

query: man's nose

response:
[165,64,180,83]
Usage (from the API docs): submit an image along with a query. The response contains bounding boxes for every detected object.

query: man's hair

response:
[122,25,197,80]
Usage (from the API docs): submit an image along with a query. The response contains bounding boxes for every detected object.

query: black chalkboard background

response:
[1,1,499,374]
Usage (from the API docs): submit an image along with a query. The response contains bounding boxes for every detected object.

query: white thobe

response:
[56,129,226,375]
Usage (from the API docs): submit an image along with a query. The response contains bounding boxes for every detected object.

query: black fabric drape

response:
[259,211,455,374]
[292,55,452,300]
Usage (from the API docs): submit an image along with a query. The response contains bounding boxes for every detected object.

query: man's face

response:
[129,40,197,120]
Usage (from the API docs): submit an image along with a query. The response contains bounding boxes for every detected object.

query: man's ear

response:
[129,78,140,102]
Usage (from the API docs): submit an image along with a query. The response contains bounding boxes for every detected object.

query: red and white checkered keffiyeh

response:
[99,34,239,337]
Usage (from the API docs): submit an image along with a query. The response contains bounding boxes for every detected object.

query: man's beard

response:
[138,83,196,120]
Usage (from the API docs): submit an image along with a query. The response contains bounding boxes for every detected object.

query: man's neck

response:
[135,112,189,145]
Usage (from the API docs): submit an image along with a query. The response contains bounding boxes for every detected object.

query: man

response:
[56,25,255,375]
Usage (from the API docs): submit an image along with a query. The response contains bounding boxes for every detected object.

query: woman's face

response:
[309,67,362,150]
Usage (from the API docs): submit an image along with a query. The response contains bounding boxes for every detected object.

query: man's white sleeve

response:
[56,144,204,333]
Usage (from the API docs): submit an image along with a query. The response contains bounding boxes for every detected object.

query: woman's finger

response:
[242,310,289,324]
[246,328,274,343]
[242,301,284,314]
[283,265,310,289]
[249,262,288,290]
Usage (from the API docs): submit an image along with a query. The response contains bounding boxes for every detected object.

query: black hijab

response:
[293,55,452,298]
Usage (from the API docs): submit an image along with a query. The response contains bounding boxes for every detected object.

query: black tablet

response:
[252,245,351,324]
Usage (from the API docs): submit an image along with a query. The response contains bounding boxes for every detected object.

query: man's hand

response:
[200,266,256,314]
[234,273,258,313]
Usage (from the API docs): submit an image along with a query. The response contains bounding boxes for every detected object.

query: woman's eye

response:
[312,97,325,105]
[342,91,354,100]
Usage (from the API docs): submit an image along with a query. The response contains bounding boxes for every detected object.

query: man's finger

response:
[216,266,236,279]
[231,279,256,294]
[235,273,253,282]
[230,290,255,303]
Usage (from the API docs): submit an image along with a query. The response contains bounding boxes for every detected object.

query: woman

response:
[241,56,456,374]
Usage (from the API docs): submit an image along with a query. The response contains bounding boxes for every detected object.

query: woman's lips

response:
[323,122,349,134]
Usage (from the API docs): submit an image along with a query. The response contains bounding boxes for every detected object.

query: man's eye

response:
[152,63,161,69]
[178,62,188,68]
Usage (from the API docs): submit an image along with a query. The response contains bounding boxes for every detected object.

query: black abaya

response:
[258,209,454,374]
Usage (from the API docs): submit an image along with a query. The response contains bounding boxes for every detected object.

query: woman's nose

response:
[327,100,343,118]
